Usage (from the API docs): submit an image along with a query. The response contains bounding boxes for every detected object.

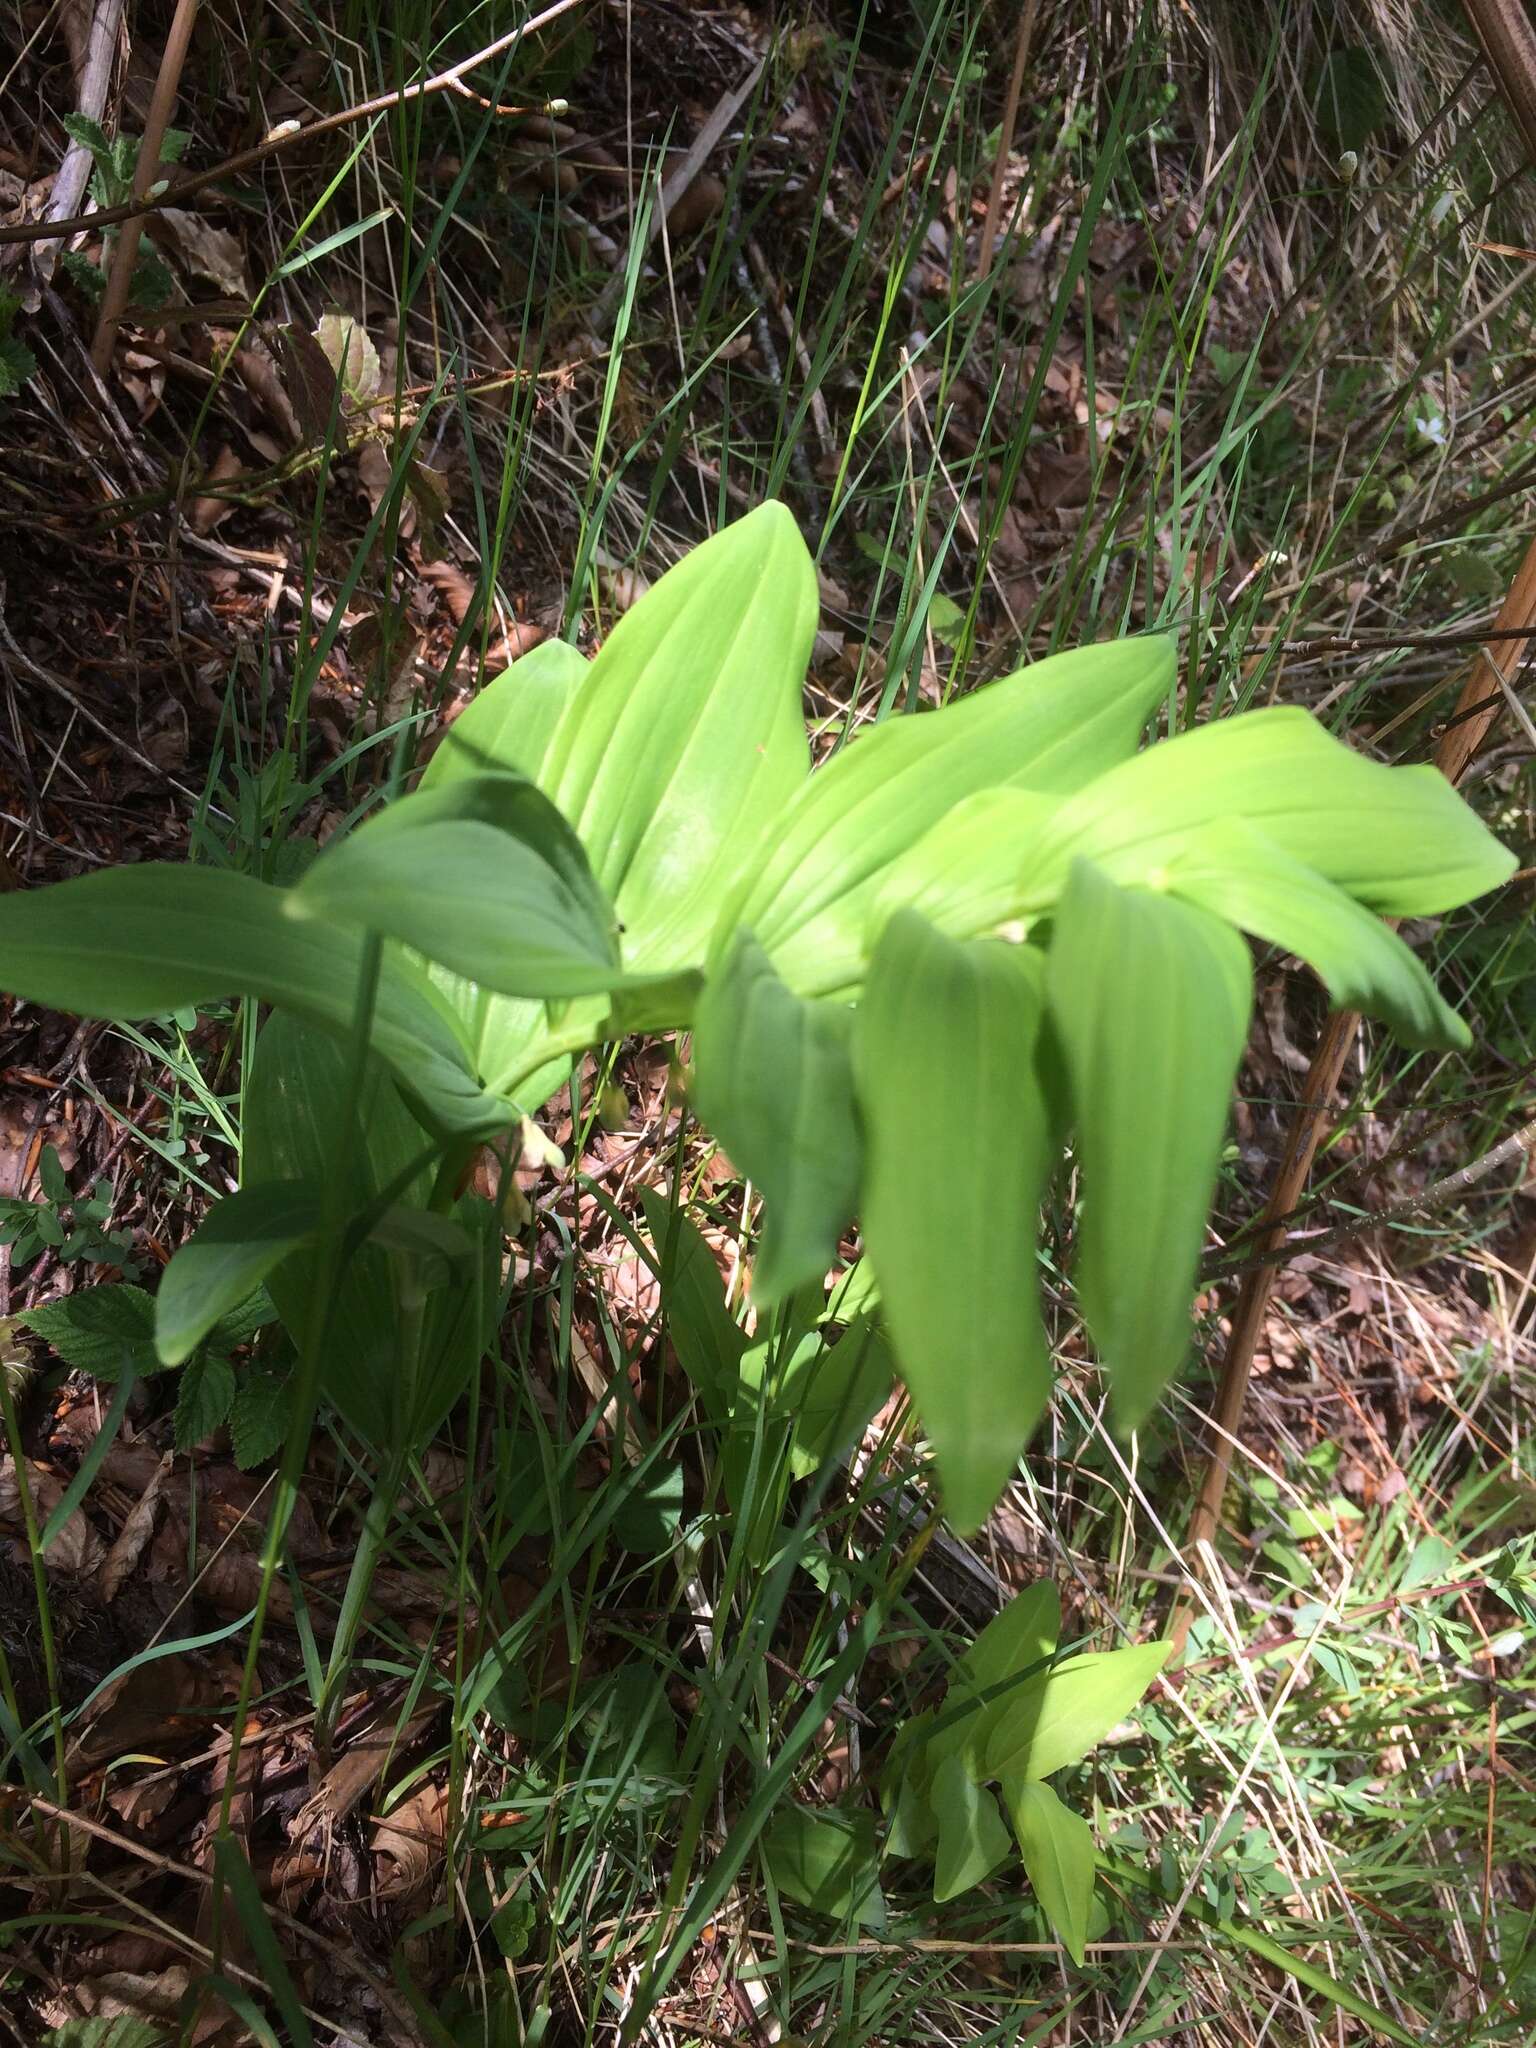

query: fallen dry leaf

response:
[372,1778,450,1903]
[97,1447,172,1604]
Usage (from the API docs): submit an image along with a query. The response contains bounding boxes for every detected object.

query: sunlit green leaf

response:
[735,636,1174,994]
[692,932,861,1305]
[0,864,504,1137]
[293,771,629,1001]
[856,913,1055,1533]
[1005,1778,1096,1963]
[421,638,588,791]
[931,1752,1013,1902]
[961,1579,1062,1695]
[1046,861,1251,1423]
[1022,707,1515,919]
[984,1639,1171,1781]
[547,501,818,972]
[1164,818,1470,1049]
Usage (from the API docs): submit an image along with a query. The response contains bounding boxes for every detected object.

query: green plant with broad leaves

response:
[0,503,1514,1528]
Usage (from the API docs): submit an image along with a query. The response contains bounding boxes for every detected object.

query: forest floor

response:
[0,2,1534,2044]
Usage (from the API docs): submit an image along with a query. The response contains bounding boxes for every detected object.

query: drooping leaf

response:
[1164,819,1470,1049]
[931,1752,1014,1902]
[691,931,861,1305]
[173,1350,236,1449]
[1022,707,1515,919]
[760,1803,885,1927]
[156,1181,321,1367]
[546,502,818,972]
[856,914,1056,1533]
[414,642,593,1102]
[984,1639,1171,1782]
[733,635,1174,994]
[1045,862,1251,1424]
[292,772,630,1002]
[0,864,505,1136]
[1005,1779,1096,1964]
[20,1284,161,1380]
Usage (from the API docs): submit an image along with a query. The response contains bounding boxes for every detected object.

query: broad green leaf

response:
[1005,1779,1096,1964]
[961,1579,1062,1695]
[19,1284,160,1380]
[173,1350,236,1448]
[637,1187,746,1419]
[610,1455,685,1556]
[1164,819,1470,1049]
[760,1803,885,1926]
[865,787,1059,951]
[856,913,1055,1534]
[1021,707,1515,919]
[882,1709,942,1859]
[784,1314,892,1478]
[691,932,861,1305]
[0,864,505,1137]
[931,1753,1014,1902]
[1046,862,1251,1424]
[546,502,818,972]
[984,1639,1171,1781]
[293,778,629,1002]
[43,2021,166,2048]
[421,638,588,791]
[242,1012,488,1446]
[417,644,594,1103]
[733,635,1173,994]
[156,1181,320,1366]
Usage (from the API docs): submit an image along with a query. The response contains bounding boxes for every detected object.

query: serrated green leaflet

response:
[1047,861,1252,1425]
[857,913,1054,1532]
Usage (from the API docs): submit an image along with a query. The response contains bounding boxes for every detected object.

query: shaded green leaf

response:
[230,1361,292,1470]
[984,1639,1170,1781]
[761,1804,885,1926]
[737,636,1173,994]
[1005,1778,1096,1963]
[637,1188,746,1420]
[173,1350,236,1449]
[20,1285,160,1380]
[1046,862,1251,1423]
[691,931,861,1304]
[856,914,1054,1533]
[156,1181,320,1367]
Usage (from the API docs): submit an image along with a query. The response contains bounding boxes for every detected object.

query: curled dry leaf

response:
[314,310,381,404]
[188,443,244,535]
[372,1778,451,1903]
[97,1447,172,1604]
[0,1454,103,1576]
[148,208,250,300]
